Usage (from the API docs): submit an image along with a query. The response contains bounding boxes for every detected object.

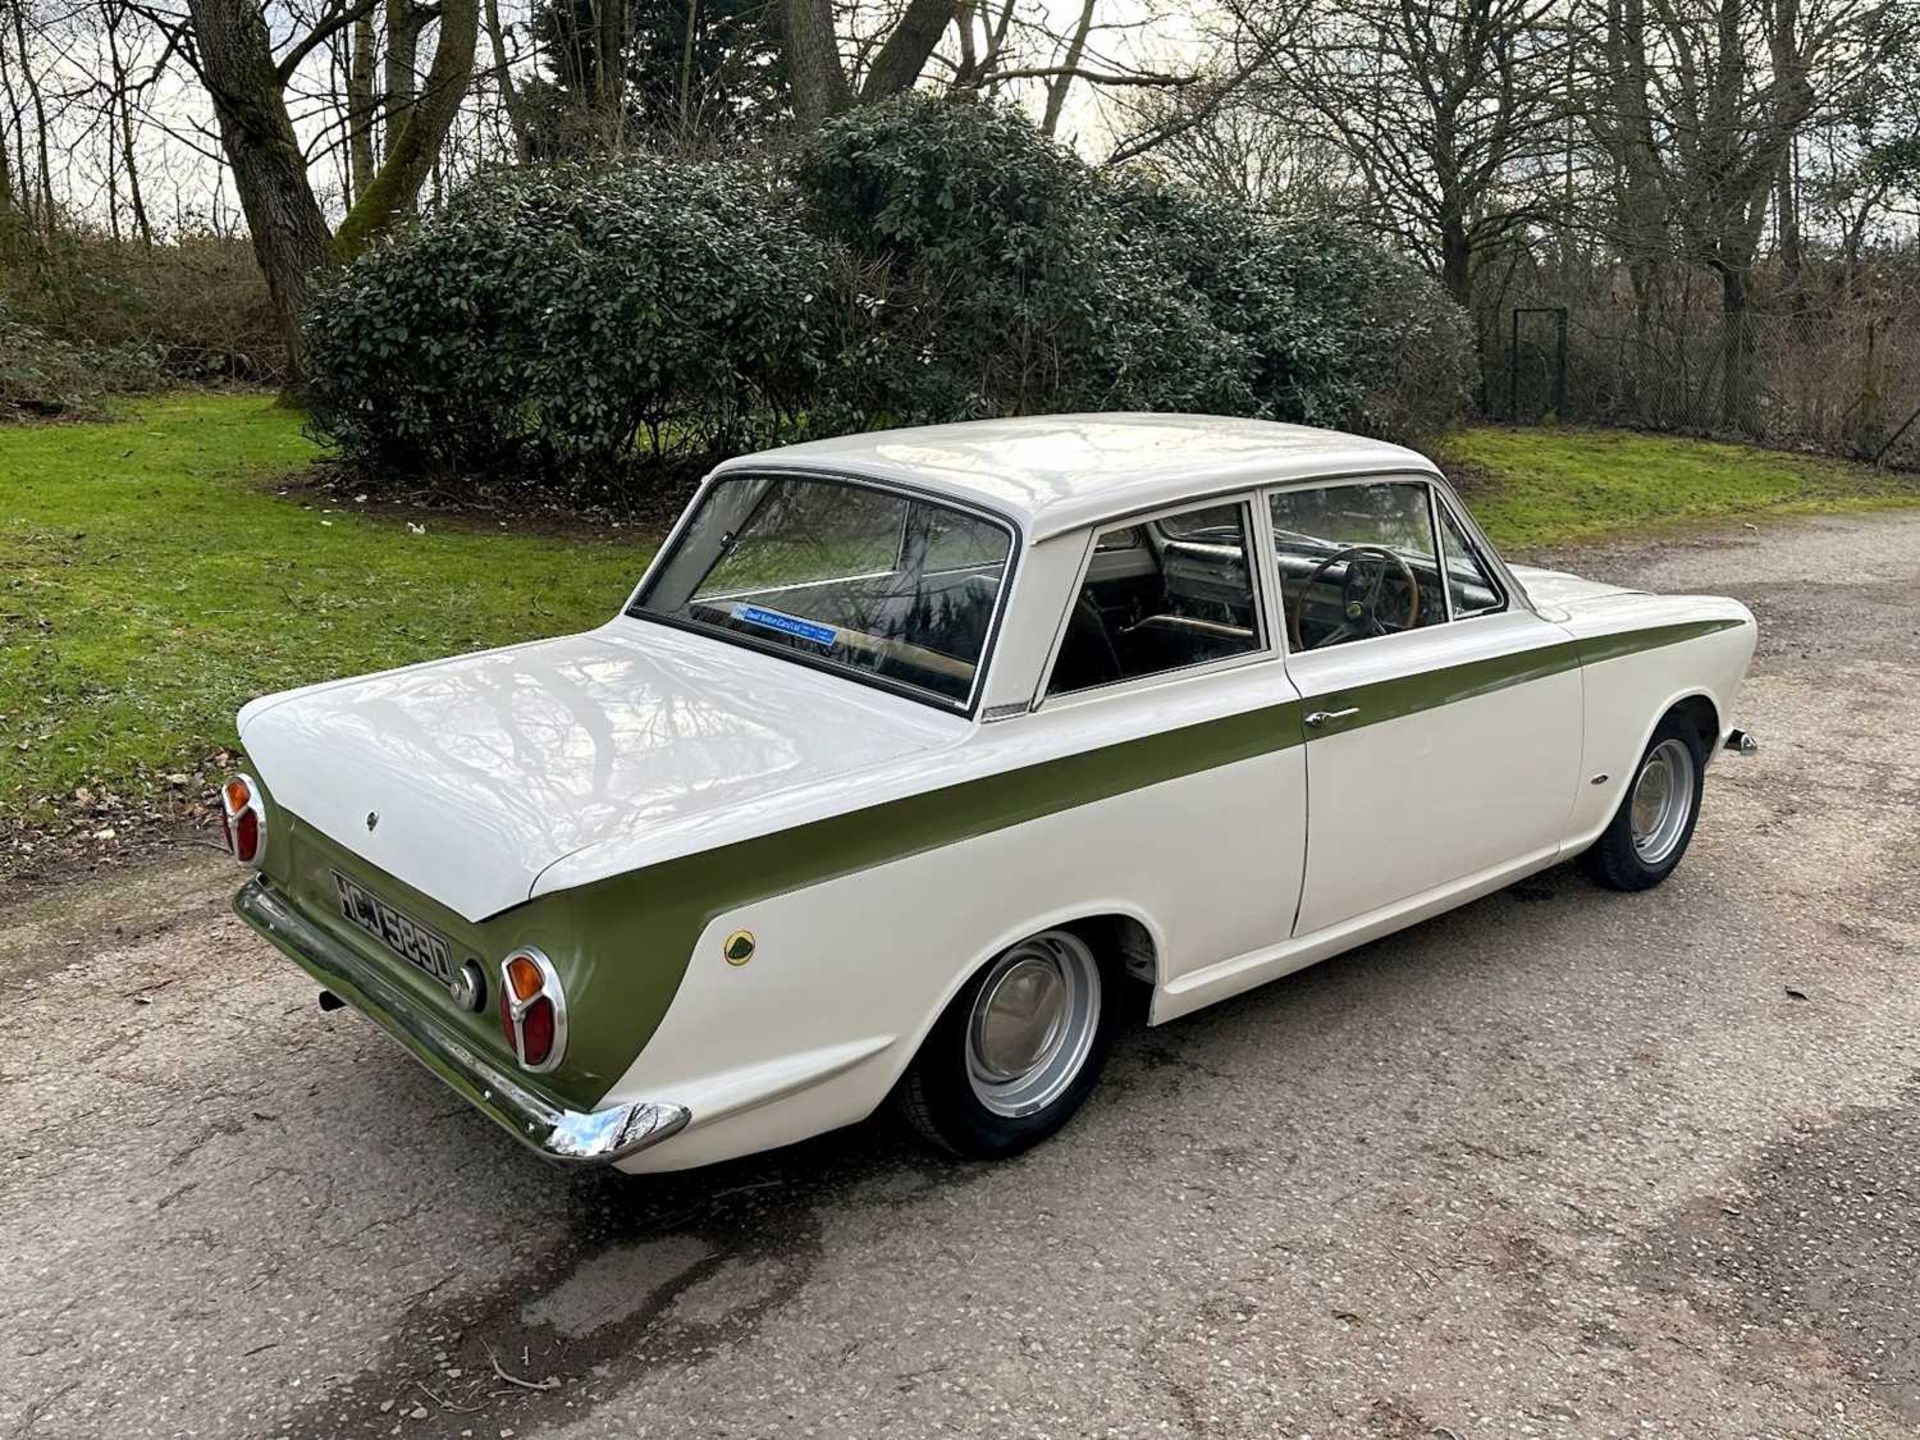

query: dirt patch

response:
[268,459,686,544]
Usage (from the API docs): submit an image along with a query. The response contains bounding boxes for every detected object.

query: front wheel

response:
[1580,713,1707,891]
[895,929,1113,1159]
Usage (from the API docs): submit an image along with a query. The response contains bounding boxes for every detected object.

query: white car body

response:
[233,414,1757,1172]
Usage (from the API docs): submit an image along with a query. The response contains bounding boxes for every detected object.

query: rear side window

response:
[1048,502,1263,696]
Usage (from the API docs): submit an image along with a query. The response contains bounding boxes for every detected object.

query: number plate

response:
[332,870,456,986]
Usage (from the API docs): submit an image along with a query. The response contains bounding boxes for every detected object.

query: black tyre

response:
[895,929,1114,1160]
[1579,711,1708,892]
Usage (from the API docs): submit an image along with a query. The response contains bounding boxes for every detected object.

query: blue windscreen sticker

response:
[734,604,838,648]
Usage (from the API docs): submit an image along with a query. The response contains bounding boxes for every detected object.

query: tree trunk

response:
[1775,142,1802,305]
[780,0,849,126]
[103,1,152,245]
[481,0,531,162]
[0,126,15,254]
[1040,0,1095,136]
[186,0,335,386]
[385,0,418,112]
[859,0,954,102]
[592,0,628,145]
[334,0,480,260]
[7,0,53,234]
[348,6,378,199]
[1438,208,1472,310]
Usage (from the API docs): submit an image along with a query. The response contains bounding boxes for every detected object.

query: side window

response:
[1437,502,1504,617]
[1047,502,1263,696]
[1269,482,1446,652]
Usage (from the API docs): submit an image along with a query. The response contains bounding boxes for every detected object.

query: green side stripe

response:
[1574,617,1745,666]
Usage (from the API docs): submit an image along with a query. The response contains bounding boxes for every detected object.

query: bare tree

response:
[1226,0,1573,318]
[1586,0,1903,425]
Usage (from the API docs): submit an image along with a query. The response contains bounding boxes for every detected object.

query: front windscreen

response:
[631,475,1015,707]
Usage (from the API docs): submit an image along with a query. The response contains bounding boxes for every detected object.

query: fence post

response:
[1553,307,1568,418]
[1508,308,1520,422]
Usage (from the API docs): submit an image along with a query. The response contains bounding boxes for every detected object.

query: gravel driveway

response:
[5,509,1917,1440]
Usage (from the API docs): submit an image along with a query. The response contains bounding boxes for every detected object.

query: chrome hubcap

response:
[1629,738,1696,865]
[966,932,1101,1118]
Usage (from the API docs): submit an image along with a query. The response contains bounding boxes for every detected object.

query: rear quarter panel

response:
[604,661,1309,1171]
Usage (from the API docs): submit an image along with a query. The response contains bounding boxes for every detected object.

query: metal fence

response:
[1492,306,1920,467]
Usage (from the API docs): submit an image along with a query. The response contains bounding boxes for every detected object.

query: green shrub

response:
[306,160,836,499]
[800,99,1472,434]
[306,97,1473,501]
[798,96,1101,423]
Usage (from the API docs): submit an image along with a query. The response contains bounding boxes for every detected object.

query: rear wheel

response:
[1580,712,1707,891]
[896,929,1113,1159]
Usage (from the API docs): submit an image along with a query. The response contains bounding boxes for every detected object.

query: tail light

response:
[498,947,566,1072]
[219,774,267,867]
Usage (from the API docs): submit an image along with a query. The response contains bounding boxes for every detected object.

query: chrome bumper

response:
[234,878,689,1166]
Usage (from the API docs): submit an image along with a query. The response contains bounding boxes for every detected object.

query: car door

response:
[1038,497,1308,984]
[1269,476,1583,937]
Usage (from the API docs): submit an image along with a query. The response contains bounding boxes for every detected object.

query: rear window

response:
[632,475,1015,708]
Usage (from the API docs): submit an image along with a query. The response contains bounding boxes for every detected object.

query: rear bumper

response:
[234,877,689,1166]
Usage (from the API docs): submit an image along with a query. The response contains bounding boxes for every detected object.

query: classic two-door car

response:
[227,414,1758,1171]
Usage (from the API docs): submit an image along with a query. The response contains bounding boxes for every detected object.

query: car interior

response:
[643,476,1016,705]
[1048,483,1505,695]
[689,567,1004,702]
[1049,504,1264,695]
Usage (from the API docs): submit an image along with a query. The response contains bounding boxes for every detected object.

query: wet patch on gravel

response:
[1631,1077,1920,1423]
[277,1129,988,1440]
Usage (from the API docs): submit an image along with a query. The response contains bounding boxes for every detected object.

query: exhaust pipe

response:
[1724,728,1759,756]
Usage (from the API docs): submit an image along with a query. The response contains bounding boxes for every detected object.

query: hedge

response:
[307,95,1474,504]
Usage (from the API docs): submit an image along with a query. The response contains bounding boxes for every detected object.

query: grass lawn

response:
[1445,424,1920,549]
[1,394,651,840]
[2,395,1915,846]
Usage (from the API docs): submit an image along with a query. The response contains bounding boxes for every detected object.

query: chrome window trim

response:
[1033,493,1275,711]
[1431,484,1514,620]
[626,467,1023,720]
[1032,462,1445,542]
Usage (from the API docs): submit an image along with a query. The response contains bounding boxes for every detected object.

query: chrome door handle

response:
[1304,707,1360,728]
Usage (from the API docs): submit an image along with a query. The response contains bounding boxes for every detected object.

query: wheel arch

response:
[892,901,1168,1078]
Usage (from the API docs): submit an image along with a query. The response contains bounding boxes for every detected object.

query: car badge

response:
[366,811,380,832]
[724,930,756,965]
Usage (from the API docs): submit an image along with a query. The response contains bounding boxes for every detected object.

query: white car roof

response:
[709,413,1438,541]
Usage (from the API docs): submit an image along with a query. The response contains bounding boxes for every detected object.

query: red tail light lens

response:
[519,996,556,1067]
[497,948,565,1073]
[220,773,266,867]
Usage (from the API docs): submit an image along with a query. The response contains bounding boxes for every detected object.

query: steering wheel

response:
[1290,545,1420,650]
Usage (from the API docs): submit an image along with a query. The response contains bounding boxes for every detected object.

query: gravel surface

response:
[4,509,1917,1440]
